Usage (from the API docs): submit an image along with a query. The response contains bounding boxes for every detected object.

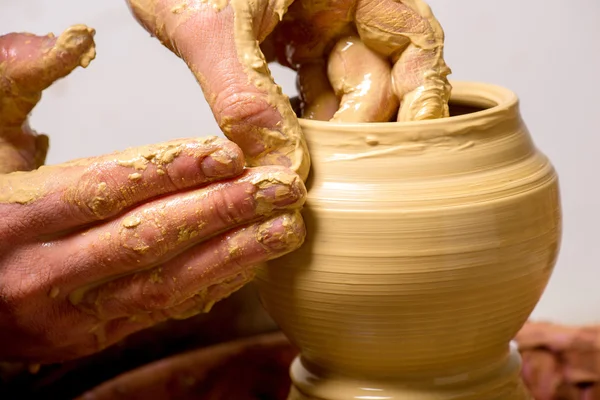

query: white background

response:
[1,1,599,324]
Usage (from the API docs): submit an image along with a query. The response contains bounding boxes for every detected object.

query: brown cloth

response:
[515,322,600,400]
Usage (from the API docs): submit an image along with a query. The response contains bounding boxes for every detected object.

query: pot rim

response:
[297,80,519,134]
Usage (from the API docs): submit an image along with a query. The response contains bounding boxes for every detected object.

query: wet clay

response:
[255,81,561,400]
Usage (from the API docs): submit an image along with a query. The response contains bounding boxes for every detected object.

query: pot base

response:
[287,345,532,400]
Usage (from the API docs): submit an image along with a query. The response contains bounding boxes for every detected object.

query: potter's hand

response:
[0,29,307,364]
[278,0,452,122]
[126,1,451,132]
[126,0,311,181]
[0,25,95,173]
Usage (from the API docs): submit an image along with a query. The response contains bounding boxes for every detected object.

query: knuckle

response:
[207,187,245,225]
[115,211,168,263]
[1,279,42,316]
[66,163,128,220]
[134,272,177,311]
[216,91,276,133]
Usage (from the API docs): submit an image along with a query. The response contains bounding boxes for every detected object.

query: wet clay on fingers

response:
[354,0,451,121]
[296,63,339,121]
[327,35,398,122]
[126,0,311,181]
[255,82,561,399]
[0,25,96,173]
[277,0,452,122]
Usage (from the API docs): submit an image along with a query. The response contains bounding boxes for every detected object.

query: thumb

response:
[126,0,311,181]
[0,25,96,173]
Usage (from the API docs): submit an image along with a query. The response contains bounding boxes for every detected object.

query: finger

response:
[327,35,398,122]
[80,271,254,356]
[520,350,562,400]
[392,44,451,121]
[1,137,244,236]
[62,166,305,288]
[126,0,311,181]
[515,322,581,352]
[355,0,452,121]
[169,269,255,319]
[296,62,339,121]
[0,25,95,172]
[0,25,96,129]
[75,211,305,320]
[276,1,354,120]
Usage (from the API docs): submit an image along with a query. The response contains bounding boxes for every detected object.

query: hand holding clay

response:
[125,0,451,180]
[0,28,306,364]
[279,0,452,122]
[126,0,312,181]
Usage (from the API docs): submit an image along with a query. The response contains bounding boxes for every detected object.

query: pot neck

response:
[299,81,534,182]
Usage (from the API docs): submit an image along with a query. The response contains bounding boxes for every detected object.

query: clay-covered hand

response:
[125,0,312,181]
[0,29,306,364]
[277,0,452,122]
[0,25,95,173]
[125,1,451,135]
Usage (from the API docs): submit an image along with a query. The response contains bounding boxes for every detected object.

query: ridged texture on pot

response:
[255,81,561,399]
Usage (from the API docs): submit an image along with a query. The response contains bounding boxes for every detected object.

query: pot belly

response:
[256,159,561,378]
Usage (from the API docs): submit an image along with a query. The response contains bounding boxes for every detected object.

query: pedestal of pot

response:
[286,345,532,399]
[255,81,561,400]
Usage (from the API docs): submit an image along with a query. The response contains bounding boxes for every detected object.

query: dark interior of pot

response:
[447,101,487,117]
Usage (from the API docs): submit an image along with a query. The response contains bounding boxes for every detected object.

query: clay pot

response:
[255,81,562,399]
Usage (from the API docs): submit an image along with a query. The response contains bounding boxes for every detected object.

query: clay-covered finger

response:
[75,211,305,320]
[125,0,310,181]
[0,25,96,129]
[62,166,306,288]
[296,62,339,121]
[354,0,452,121]
[392,44,451,121]
[86,271,256,353]
[327,35,398,122]
[169,270,255,319]
[0,25,96,172]
[0,137,244,236]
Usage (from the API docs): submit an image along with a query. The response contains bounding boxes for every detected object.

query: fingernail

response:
[201,146,242,177]
[257,212,306,253]
[254,172,307,215]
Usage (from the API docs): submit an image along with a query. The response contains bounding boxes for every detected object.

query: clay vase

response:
[254,81,562,399]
